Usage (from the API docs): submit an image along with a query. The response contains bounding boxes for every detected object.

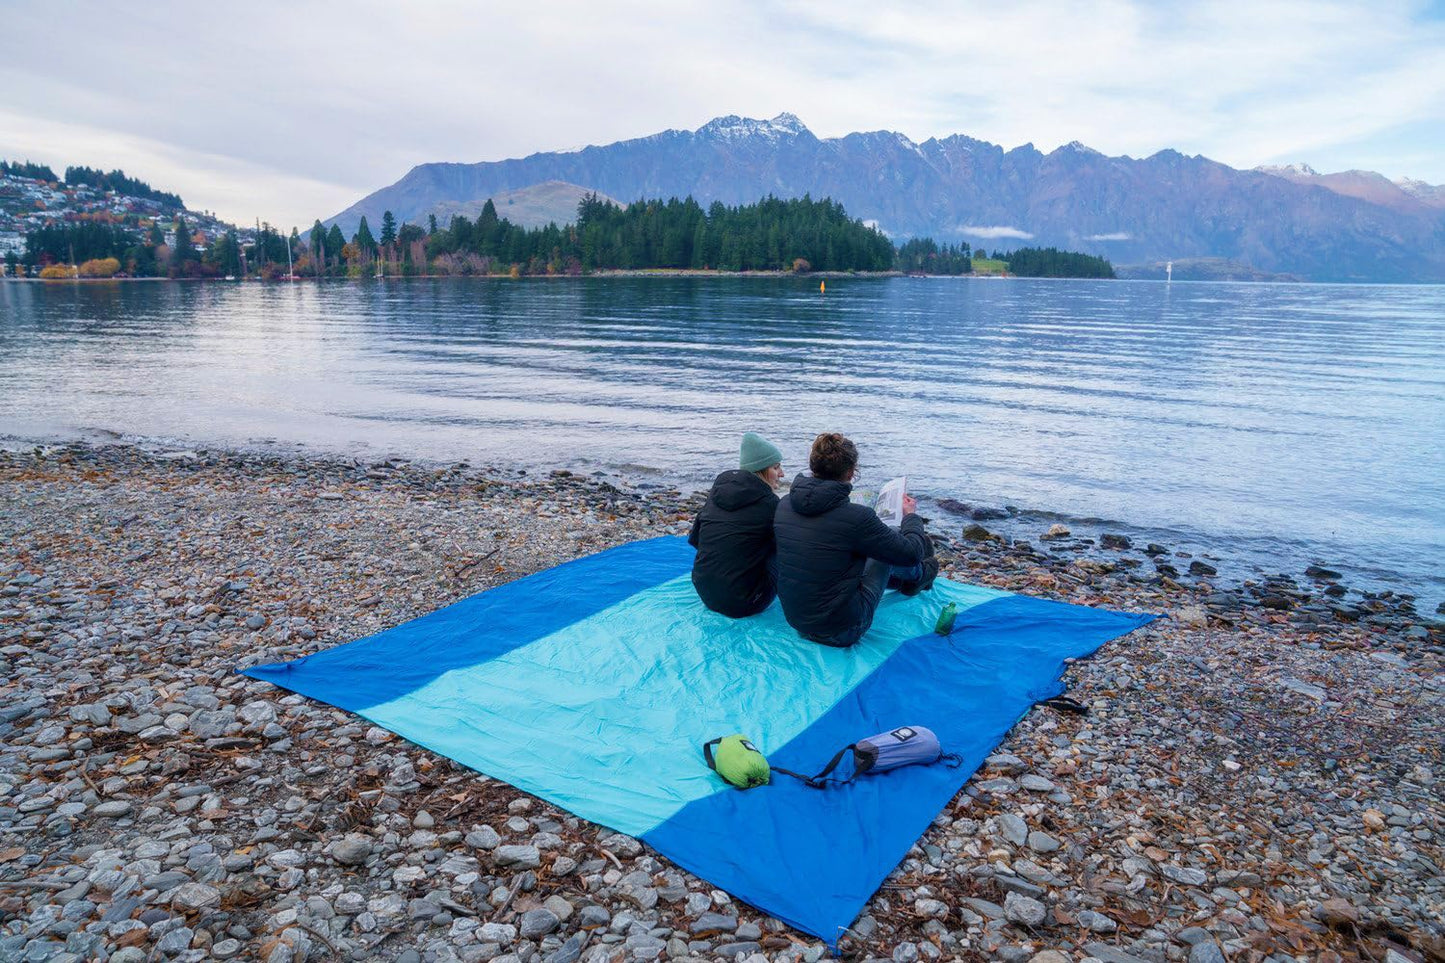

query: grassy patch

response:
[971,258,1008,275]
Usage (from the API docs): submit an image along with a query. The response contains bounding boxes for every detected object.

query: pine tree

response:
[325,225,345,274]
[354,216,377,256]
[380,211,397,246]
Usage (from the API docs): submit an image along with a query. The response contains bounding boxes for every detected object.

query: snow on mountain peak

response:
[1256,162,1319,178]
[697,113,810,141]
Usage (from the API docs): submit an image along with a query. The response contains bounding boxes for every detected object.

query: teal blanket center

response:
[243,536,1154,944]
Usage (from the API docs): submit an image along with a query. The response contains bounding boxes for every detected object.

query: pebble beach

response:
[1,443,1440,963]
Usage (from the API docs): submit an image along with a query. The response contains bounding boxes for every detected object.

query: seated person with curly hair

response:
[774,432,937,647]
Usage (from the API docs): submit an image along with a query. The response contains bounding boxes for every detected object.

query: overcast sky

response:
[3,0,1442,229]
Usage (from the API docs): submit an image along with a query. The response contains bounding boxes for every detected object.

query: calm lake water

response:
[2,277,1442,609]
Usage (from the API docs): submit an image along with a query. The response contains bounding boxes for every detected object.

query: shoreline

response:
[1,442,1441,963]
[6,429,1438,620]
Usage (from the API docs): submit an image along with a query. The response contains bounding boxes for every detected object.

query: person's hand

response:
[902,494,917,516]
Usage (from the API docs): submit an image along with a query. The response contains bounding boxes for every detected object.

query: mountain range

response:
[327,114,1445,282]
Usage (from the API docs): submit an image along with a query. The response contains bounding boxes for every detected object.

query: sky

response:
[3,0,1443,230]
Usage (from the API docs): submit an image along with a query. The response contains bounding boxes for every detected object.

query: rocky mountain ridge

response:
[327,114,1445,282]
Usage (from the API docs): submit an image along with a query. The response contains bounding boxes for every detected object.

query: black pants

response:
[807,560,925,648]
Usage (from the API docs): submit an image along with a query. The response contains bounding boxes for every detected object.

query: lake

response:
[2,277,1442,610]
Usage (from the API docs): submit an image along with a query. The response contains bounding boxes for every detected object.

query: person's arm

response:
[854,509,928,566]
[687,512,701,548]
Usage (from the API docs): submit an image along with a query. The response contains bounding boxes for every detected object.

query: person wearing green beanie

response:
[687,432,785,617]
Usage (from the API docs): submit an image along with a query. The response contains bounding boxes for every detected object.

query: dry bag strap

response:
[768,744,854,788]
[702,738,722,771]
[1037,695,1088,715]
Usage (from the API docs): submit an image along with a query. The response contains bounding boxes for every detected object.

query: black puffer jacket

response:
[688,470,780,618]
[774,473,930,639]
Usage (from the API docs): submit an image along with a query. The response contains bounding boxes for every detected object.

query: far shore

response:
[0,267,1051,283]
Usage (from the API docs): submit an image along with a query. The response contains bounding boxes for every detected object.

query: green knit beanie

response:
[739,432,783,472]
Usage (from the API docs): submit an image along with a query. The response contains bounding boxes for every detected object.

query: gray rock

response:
[519,907,561,938]
[1020,774,1055,792]
[69,703,112,726]
[466,825,501,850]
[963,897,1006,920]
[893,942,920,963]
[546,933,585,963]
[94,801,132,818]
[1084,943,1155,963]
[494,844,540,869]
[169,882,220,910]
[716,943,763,959]
[691,912,739,936]
[1188,942,1226,963]
[1003,891,1046,927]
[477,922,517,944]
[328,834,372,866]
[1158,864,1208,887]
[578,905,611,929]
[996,813,1029,846]
[1077,910,1118,933]
[155,926,194,955]
[212,939,242,959]
[1027,830,1061,853]
[543,895,575,921]
[986,753,1028,773]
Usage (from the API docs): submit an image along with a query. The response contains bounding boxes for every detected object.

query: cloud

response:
[0,0,1440,227]
[1087,232,1132,241]
[962,226,1035,240]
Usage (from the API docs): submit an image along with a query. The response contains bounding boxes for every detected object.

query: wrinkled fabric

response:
[242,536,1154,945]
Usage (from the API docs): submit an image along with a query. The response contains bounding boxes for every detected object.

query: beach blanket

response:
[243,536,1153,944]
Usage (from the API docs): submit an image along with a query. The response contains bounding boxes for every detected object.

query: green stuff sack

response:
[703,734,771,789]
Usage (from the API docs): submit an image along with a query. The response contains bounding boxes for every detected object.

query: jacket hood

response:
[710,469,775,511]
[786,473,852,517]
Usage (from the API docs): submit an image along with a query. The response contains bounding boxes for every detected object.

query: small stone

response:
[1028,830,1061,853]
[477,922,517,944]
[1041,524,1071,540]
[1031,953,1070,963]
[996,813,1029,846]
[547,934,585,963]
[1020,774,1055,792]
[1158,864,1208,887]
[578,905,610,929]
[691,912,739,936]
[155,926,194,955]
[212,939,242,959]
[1004,891,1046,927]
[1188,942,1226,963]
[466,825,501,850]
[94,801,133,819]
[1077,910,1117,933]
[519,907,560,938]
[893,942,920,963]
[914,898,949,919]
[494,844,540,869]
[542,894,574,921]
[1315,898,1359,928]
[328,834,372,866]
[413,810,435,829]
[170,882,220,910]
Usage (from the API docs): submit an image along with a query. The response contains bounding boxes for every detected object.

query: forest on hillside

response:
[13,190,1113,280]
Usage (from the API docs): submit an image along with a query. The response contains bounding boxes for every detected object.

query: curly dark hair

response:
[809,433,859,481]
